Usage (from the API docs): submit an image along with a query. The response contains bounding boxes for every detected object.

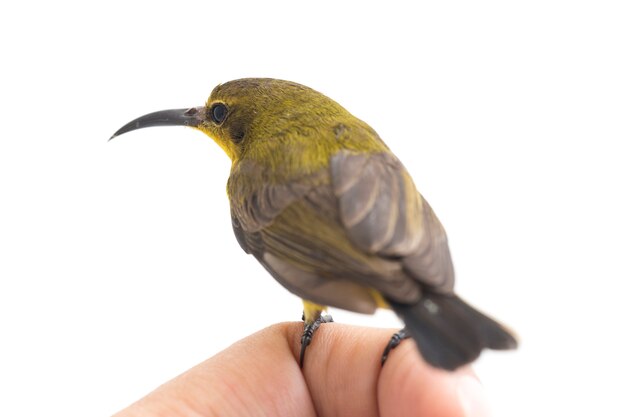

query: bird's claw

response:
[381,327,409,365]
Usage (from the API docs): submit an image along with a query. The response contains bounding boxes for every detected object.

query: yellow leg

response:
[302,300,326,324]
[369,289,390,309]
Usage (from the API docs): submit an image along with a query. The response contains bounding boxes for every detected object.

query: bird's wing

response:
[229,164,417,312]
[228,151,454,312]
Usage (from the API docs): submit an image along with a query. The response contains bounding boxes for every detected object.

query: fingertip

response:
[456,374,492,417]
[378,341,489,417]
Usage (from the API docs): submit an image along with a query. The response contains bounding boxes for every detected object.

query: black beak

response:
[109,107,205,140]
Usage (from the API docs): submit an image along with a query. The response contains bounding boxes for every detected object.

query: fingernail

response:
[456,375,492,417]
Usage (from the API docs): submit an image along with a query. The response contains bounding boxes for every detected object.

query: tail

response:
[388,293,518,370]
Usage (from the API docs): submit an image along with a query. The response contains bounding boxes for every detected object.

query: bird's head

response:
[111,78,350,163]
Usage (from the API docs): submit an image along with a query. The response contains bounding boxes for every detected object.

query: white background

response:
[1,1,625,416]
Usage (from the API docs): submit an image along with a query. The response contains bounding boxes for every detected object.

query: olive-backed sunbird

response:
[111,78,517,370]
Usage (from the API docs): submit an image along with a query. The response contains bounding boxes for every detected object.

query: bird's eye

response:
[210,103,228,124]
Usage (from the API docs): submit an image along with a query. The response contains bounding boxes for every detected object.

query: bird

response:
[111,78,517,370]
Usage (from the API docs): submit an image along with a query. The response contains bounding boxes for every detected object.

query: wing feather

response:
[331,151,455,293]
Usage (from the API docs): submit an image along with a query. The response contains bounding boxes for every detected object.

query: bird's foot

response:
[299,313,333,367]
[381,327,410,365]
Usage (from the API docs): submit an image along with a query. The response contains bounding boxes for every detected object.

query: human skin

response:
[113,323,490,417]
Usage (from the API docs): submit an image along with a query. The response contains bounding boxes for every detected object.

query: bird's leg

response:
[381,327,410,365]
[300,301,333,368]
[300,314,333,367]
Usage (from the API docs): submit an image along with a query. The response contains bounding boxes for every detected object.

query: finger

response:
[114,323,316,417]
[285,322,390,417]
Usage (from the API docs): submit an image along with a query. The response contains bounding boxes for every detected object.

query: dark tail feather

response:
[389,293,518,371]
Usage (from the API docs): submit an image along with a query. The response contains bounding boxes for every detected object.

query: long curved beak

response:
[109,106,205,140]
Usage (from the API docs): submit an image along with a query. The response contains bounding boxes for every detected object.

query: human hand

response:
[114,322,490,417]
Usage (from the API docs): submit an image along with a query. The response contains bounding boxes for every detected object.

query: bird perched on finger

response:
[111,78,517,370]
